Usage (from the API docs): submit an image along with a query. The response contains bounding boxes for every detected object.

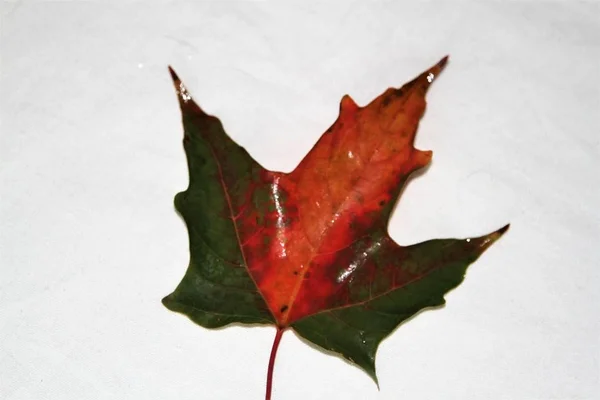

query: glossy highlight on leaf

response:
[162,56,508,398]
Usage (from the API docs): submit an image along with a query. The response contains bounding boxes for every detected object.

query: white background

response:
[1,1,598,399]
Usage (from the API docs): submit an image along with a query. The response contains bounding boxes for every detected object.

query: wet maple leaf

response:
[162,56,508,399]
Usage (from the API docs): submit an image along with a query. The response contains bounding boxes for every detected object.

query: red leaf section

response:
[226,57,449,327]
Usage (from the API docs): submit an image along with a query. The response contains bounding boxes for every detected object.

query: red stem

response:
[265,327,284,400]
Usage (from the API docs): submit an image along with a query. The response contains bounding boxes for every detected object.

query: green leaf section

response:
[291,226,507,383]
[162,70,274,328]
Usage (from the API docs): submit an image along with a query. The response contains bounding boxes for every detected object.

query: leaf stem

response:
[265,327,284,400]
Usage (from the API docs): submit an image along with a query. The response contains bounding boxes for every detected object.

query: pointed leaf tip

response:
[424,55,449,84]
[437,55,449,70]
[497,223,510,236]
[474,223,510,251]
[489,223,510,242]
[167,66,194,105]
[168,65,180,83]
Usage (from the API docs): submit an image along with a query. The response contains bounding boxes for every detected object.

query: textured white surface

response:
[1,1,599,399]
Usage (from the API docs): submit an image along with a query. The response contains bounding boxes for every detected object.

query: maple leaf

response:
[162,56,508,399]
